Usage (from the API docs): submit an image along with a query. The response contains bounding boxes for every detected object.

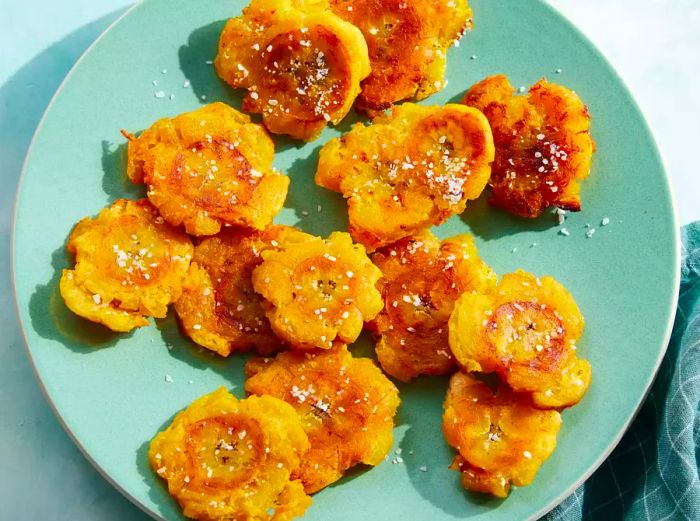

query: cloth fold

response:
[546,222,700,520]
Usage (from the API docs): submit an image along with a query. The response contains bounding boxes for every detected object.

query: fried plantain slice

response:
[150,387,311,521]
[125,103,289,236]
[252,230,383,349]
[329,0,472,115]
[463,75,594,218]
[59,199,193,332]
[174,226,308,357]
[443,372,562,497]
[370,230,496,382]
[449,270,591,408]
[316,103,494,250]
[215,0,370,141]
[245,345,400,493]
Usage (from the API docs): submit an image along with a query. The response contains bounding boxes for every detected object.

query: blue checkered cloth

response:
[545,222,700,521]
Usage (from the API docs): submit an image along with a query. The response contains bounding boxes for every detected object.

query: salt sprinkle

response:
[164,374,173,383]
[559,228,570,237]
[555,208,567,225]
[154,90,165,99]
[601,217,610,226]
[183,79,191,88]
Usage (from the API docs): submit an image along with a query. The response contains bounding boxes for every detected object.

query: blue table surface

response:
[1,1,698,519]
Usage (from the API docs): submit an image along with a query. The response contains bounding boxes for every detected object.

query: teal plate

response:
[12,0,680,519]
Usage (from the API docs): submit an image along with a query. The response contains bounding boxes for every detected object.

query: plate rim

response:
[9,2,160,520]
[10,0,681,519]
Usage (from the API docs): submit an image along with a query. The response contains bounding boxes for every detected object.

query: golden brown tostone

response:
[149,387,311,521]
[463,75,594,218]
[174,226,308,357]
[329,0,473,115]
[252,230,383,350]
[449,269,592,409]
[443,372,562,497]
[215,0,370,140]
[316,103,494,251]
[59,199,193,332]
[125,103,289,235]
[245,345,400,493]
[370,230,496,382]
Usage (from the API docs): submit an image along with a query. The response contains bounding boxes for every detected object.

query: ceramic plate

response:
[12,0,680,519]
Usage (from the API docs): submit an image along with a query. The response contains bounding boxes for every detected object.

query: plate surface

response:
[12,0,679,519]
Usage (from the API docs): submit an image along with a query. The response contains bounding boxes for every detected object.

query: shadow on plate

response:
[154,310,250,396]
[101,139,145,202]
[447,89,468,104]
[461,193,554,241]
[29,245,125,350]
[178,20,246,113]
[326,462,373,490]
[280,143,348,237]
[347,330,376,360]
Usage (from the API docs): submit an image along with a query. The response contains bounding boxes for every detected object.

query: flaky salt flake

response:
[555,207,567,225]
